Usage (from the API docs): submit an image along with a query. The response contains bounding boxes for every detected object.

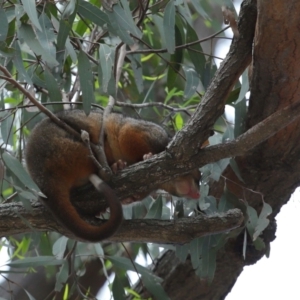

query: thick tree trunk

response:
[136,0,300,299]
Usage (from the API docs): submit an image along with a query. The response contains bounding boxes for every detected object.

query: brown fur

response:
[26,110,200,242]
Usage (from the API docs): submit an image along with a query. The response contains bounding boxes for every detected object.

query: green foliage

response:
[0,0,272,299]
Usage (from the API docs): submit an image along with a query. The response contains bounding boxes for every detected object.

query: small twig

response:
[130,34,189,86]
[127,26,230,55]
[0,69,76,137]
[0,65,105,178]
[116,101,193,116]
[136,0,150,27]
[81,130,103,170]
[97,44,127,176]
[187,47,224,60]
[0,102,104,112]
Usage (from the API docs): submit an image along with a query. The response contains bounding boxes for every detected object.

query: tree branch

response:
[0,201,243,244]
[111,99,300,198]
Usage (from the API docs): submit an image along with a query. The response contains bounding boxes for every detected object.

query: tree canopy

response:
[0,0,298,299]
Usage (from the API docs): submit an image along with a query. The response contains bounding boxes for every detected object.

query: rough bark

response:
[136,0,300,299]
[0,201,243,243]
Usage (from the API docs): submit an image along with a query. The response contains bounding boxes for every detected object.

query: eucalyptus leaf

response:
[175,243,189,262]
[56,19,71,53]
[163,0,175,54]
[142,273,169,300]
[183,66,200,99]
[132,202,147,219]
[144,196,163,219]
[120,0,142,38]
[78,50,95,115]
[230,158,244,183]
[222,124,234,142]
[122,204,133,219]
[78,0,109,27]
[99,44,115,93]
[129,54,143,94]
[55,261,69,292]
[2,152,41,192]
[174,199,184,218]
[236,70,249,104]
[18,24,58,67]
[22,0,42,31]
[37,13,56,59]
[0,9,8,42]
[253,201,272,241]
[190,237,203,269]
[108,256,163,280]
[52,236,68,260]
[190,0,210,20]
[196,236,217,282]
[234,96,247,137]
[1,113,13,146]
[186,23,206,80]
[112,275,126,300]
[207,158,230,181]
[219,188,247,214]
[203,195,217,214]
[246,205,258,237]
[13,41,33,85]
[253,236,266,251]
[107,3,142,45]
[7,256,64,268]
[24,289,36,300]
[243,229,247,259]
[45,69,62,103]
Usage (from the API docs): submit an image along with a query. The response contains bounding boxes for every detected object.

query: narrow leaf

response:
[99,44,115,93]
[1,113,13,146]
[130,54,143,94]
[142,274,169,300]
[230,158,244,183]
[18,24,58,67]
[23,289,36,300]
[243,229,247,259]
[2,152,40,192]
[0,9,8,42]
[175,244,189,263]
[22,0,42,31]
[186,24,206,80]
[144,196,163,219]
[190,0,210,20]
[119,0,142,38]
[44,69,62,103]
[112,275,126,300]
[246,205,258,236]
[132,201,147,219]
[37,13,56,59]
[183,66,200,99]
[78,0,109,27]
[55,261,69,292]
[190,237,203,269]
[236,70,249,104]
[56,19,71,52]
[78,50,95,115]
[52,236,68,259]
[107,3,142,45]
[234,96,247,137]
[163,0,175,54]
[167,25,183,90]
[13,41,33,85]
[253,201,272,241]
[7,256,64,268]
